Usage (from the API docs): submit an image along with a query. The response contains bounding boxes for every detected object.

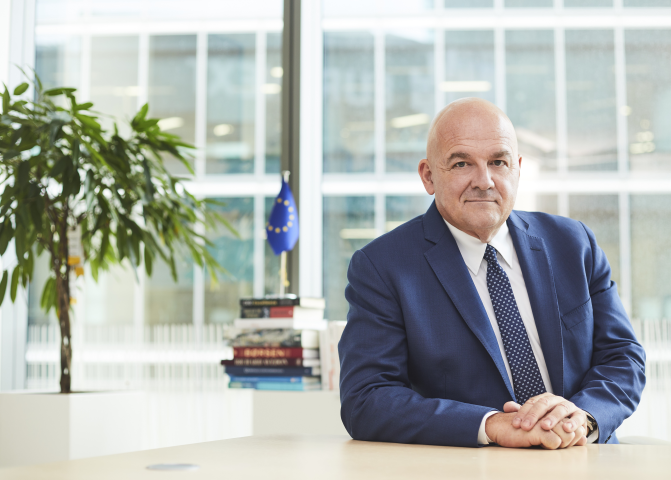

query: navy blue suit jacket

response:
[339,201,646,447]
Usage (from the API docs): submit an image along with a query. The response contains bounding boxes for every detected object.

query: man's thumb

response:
[503,401,521,413]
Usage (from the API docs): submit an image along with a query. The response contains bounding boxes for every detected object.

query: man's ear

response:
[418,159,435,195]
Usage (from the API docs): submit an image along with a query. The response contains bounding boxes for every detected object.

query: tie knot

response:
[484,244,498,264]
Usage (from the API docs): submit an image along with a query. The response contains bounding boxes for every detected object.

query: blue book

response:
[227,375,320,384]
[229,381,321,391]
[224,366,320,377]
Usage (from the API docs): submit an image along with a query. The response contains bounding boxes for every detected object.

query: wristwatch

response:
[585,413,597,437]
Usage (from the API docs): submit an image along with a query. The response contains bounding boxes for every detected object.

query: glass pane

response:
[323,0,434,16]
[536,194,558,215]
[36,0,88,23]
[90,36,139,135]
[264,197,282,295]
[506,30,556,172]
[84,266,135,324]
[566,30,617,171]
[145,257,194,324]
[206,34,256,174]
[323,32,375,173]
[444,30,495,105]
[625,30,671,172]
[624,0,671,6]
[148,35,197,174]
[28,255,57,325]
[323,196,375,320]
[515,193,558,215]
[137,0,283,20]
[385,31,434,173]
[266,33,282,174]
[36,0,283,22]
[386,195,433,232]
[568,195,620,287]
[34,35,80,91]
[445,0,493,6]
[564,0,612,6]
[505,0,553,6]
[204,197,254,324]
[631,195,671,319]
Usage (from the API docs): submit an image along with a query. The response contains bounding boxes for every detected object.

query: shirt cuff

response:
[478,411,499,445]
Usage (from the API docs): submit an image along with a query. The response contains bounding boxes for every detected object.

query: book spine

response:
[240,307,270,318]
[269,306,294,318]
[233,347,314,358]
[228,382,320,391]
[240,298,298,307]
[255,383,321,391]
[221,358,307,367]
[224,366,320,377]
[227,376,314,383]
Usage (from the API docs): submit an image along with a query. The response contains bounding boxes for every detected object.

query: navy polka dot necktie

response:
[484,244,546,405]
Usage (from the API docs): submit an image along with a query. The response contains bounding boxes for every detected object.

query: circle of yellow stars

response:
[266,197,295,234]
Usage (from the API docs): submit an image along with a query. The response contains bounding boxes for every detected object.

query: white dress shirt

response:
[444,219,554,445]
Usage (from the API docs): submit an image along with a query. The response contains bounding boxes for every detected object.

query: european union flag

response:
[266,178,299,255]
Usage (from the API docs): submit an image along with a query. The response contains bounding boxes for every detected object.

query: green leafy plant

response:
[0,77,235,393]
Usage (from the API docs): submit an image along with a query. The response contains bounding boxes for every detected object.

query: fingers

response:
[567,426,586,448]
[562,409,588,434]
[512,394,579,432]
[512,394,555,429]
[536,426,563,450]
[551,421,576,449]
[503,401,521,413]
[549,420,588,449]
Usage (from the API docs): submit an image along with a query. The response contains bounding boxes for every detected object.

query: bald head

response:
[418,97,522,243]
[426,97,518,166]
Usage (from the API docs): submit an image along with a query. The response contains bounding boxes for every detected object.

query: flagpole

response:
[279,170,291,297]
[279,251,287,297]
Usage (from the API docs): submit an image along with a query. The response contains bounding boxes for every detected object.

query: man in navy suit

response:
[338,98,645,448]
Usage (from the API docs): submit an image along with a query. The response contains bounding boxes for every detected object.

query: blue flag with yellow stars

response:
[266,179,299,255]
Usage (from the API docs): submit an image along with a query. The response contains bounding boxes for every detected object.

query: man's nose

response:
[470,163,495,190]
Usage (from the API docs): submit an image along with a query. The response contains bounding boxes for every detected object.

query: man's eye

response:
[454,162,467,168]
[492,160,505,166]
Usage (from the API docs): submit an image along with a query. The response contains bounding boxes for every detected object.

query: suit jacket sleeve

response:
[339,249,496,447]
[568,222,646,443]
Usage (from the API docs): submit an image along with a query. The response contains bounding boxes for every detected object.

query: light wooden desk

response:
[1,435,669,480]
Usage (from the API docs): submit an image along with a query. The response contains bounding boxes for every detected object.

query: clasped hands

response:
[485,393,589,449]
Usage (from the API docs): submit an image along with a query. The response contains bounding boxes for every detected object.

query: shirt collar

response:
[443,219,514,275]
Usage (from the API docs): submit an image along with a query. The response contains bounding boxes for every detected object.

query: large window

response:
[16,0,671,439]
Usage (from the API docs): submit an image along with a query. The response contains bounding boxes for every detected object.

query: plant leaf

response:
[2,85,9,114]
[0,270,8,306]
[0,221,14,255]
[10,265,20,302]
[13,83,29,96]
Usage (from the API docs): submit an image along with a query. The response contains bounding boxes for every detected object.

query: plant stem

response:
[56,209,71,394]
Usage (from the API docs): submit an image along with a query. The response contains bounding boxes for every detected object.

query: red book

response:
[270,306,294,318]
[233,347,319,359]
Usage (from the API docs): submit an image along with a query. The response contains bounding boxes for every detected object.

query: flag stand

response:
[279,170,291,297]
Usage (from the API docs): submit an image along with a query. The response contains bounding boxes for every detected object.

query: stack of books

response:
[223,296,326,391]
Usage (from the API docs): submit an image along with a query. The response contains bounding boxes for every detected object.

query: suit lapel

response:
[423,203,516,399]
[507,212,564,397]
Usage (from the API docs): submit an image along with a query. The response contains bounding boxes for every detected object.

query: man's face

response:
[419,107,521,239]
